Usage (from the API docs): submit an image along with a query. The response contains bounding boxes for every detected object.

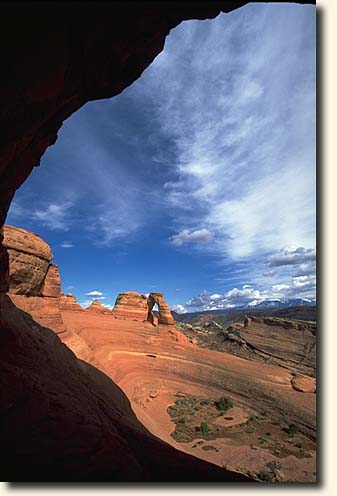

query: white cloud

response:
[170,228,213,246]
[179,272,316,312]
[171,304,188,314]
[85,291,104,297]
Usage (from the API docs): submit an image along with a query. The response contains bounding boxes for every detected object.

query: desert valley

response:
[1,225,316,482]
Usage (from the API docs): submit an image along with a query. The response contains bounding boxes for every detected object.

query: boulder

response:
[291,374,316,393]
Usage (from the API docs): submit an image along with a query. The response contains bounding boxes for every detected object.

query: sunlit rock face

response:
[112,291,149,321]
[4,224,66,333]
[112,291,175,326]
[147,292,175,326]
[3,225,53,296]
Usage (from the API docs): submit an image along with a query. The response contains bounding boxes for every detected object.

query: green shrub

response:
[195,421,211,435]
[215,396,233,412]
[287,424,299,437]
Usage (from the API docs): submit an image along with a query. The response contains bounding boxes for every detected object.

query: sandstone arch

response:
[147,292,175,326]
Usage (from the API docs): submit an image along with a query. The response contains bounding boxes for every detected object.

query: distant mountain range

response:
[244,298,316,309]
[172,300,316,323]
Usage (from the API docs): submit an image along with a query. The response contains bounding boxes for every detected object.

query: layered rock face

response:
[3,225,52,295]
[87,299,111,314]
[4,224,66,333]
[112,291,149,321]
[41,264,61,297]
[222,316,316,375]
[147,292,175,326]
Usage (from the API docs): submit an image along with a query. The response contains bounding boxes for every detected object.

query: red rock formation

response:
[1,293,250,482]
[291,374,316,393]
[9,294,66,334]
[4,224,66,333]
[217,316,316,376]
[3,225,52,295]
[61,308,316,482]
[147,292,175,326]
[0,0,314,481]
[87,299,111,314]
[60,292,84,312]
[41,263,61,297]
[112,291,148,321]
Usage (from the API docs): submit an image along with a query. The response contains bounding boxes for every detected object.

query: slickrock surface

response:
[9,294,66,334]
[227,316,316,375]
[87,299,111,314]
[62,309,316,482]
[0,294,250,482]
[60,293,84,312]
[179,315,316,376]
[3,225,52,295]
[112,291,149,321]
[148,292,175,325]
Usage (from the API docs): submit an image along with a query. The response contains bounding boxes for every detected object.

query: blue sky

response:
[7,3,316,312]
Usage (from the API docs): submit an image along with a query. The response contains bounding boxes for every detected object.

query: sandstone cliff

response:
[4,225,66,333]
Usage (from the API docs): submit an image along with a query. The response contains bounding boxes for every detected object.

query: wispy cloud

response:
[60,241,74,248]
[131,3,315,262]
[31,202,74,231]
[170,228,213,246]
